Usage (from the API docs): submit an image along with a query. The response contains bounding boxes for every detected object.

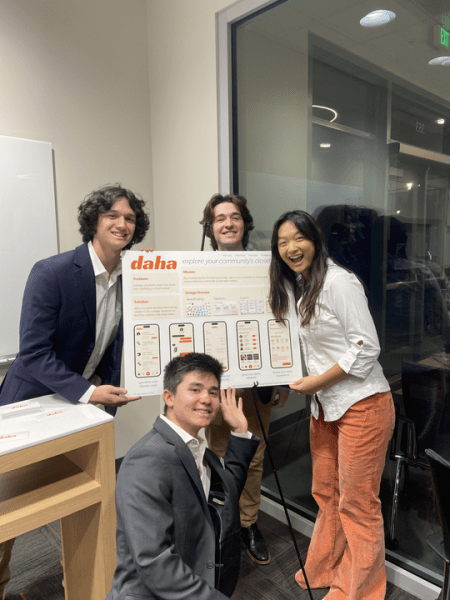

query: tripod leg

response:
[251,383,314,600]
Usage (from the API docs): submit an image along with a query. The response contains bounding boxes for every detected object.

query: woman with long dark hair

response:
[270,210,394,600]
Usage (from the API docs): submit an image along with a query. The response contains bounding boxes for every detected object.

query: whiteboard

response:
[0,135,58,362]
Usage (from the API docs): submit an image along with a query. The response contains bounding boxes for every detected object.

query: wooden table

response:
[0,404,116,600]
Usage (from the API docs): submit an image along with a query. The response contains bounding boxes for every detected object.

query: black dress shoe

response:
[241,522,271,564]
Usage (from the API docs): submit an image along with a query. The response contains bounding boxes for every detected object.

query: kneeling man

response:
[106,353,259,600]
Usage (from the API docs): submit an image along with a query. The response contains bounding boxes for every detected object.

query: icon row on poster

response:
[185,299,266,317]
[134,320,292,378]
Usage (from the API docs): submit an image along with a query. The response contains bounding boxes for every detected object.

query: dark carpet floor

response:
[233,511,421,600]
[4,511,423,600]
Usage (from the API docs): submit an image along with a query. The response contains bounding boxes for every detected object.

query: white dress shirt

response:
[160,414,252,498]
[299,260,390,422]
[78,241,122,403]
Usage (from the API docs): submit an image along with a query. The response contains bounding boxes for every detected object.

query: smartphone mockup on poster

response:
[169,323,195,359]
[134,324,161,377]
[203,321,229,371]
[236,320,262,370]
[267,319,293,369]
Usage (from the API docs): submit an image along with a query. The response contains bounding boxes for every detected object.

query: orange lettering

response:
[131,256,177,270]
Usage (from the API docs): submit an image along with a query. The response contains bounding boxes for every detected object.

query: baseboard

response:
[260,496,442,600]
[260,495,314,538]
[385,562,441,600]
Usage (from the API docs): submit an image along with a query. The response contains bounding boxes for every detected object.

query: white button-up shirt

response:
[161,415,211,495]
[299,260,390,421]
[160,414,252,498]
[79,241,122,403]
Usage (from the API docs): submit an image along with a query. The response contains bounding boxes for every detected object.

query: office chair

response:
[387,360,445,549]
[425,449,450,600]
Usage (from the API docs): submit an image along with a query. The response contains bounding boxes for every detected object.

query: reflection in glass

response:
[233,0,450,588]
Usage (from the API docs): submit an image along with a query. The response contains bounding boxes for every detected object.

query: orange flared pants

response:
[295,391,394,600]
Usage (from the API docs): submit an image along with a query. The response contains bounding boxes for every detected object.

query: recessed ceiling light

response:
[396,210,401,214]
[429,56,450,65]
[320,143,331,148]
[437,118,446,125]
[312,105,338,123]
[406,182,413,190]
[360,10,396,27]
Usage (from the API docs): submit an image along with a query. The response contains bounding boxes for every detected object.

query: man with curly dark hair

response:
[0,184,149,599]
[78,185,149,251]
[0,184,149,411]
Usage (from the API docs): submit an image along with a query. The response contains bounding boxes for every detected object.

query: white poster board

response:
[122,251,302,396]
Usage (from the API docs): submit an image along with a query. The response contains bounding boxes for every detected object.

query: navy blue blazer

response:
[106,416,259,600]
[0,243,123,412]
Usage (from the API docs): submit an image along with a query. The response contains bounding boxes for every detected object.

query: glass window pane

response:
[313,60,376,133]
[232,0,450,588]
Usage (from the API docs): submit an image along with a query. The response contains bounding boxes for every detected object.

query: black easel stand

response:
[251,383,314,600]
[200,222,217,251]
[201,222,208,251]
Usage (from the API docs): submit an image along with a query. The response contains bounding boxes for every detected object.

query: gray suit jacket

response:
[106,416,259,600]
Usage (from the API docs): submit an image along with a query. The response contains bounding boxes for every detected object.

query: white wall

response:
[146,0,233,252]
[0,0,155,252]
[0,0,248,458]
[0,0,158,458]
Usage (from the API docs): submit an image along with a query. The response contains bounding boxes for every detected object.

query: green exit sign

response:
[434,25,450,49]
